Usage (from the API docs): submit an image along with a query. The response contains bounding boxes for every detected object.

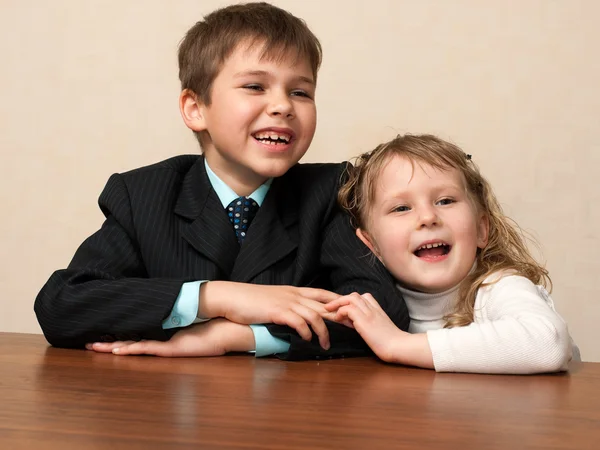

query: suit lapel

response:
[174,156,239,275]
[231,175,298,282]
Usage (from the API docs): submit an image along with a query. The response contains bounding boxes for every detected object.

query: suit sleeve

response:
[34,174,185,348]
[265,165,410,360]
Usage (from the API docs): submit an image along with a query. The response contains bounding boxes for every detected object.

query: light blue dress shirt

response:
[161,159,290,357]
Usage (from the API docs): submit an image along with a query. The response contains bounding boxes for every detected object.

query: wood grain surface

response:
[1,333,599,449]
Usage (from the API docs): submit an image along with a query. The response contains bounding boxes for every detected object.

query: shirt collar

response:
[204,158,272,208]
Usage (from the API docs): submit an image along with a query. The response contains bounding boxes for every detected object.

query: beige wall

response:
[1,1,598,360]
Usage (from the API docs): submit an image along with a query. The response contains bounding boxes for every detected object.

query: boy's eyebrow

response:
[233,70,315,85]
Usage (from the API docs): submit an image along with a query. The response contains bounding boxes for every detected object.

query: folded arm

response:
[34,174,185,348]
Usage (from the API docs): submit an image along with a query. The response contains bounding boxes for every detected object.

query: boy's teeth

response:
[254,131,291,142]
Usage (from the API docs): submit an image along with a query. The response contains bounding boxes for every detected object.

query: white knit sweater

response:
[397,273,578,374]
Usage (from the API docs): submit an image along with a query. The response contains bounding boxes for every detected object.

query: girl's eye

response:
[392,205,411,213]
[243,84,264,91]
[436,198,455,206]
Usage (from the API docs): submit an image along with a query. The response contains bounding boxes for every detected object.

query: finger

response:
[323,297,352,311]
[320,310,340,322]
[87,341,135,353]
[299,288,341,303]
[292,304,330,350]
[299,298,329,313]
[273,312,312,342]
[113,341,167,356]
[339,318,355,328]
[327,308,355,328]
[335,304,364,324]
[324,292,364,312]
[335,293,370,316]
[298,299,339,325]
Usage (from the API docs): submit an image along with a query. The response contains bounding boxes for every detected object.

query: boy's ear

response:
[356,228,381,260]
[179,89,207,132]
[477,213,490,249]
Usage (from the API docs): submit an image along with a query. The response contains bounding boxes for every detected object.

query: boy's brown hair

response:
[178,2,322,106]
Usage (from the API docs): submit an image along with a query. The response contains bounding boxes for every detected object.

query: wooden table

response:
[1,333,599,449]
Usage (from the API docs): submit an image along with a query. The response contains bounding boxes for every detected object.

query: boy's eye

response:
[436,198,455,206]
[243,84,264,91]
[291,89,312,99]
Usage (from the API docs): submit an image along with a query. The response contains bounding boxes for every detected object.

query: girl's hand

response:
[325,293,405,361]
[325,293,433,368]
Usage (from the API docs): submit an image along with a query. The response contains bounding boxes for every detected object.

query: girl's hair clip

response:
[466,154,472,161]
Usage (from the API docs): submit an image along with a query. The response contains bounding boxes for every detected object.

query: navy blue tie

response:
[227,196,259,243]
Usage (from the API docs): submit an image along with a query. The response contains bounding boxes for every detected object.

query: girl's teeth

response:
[419,242,444,250]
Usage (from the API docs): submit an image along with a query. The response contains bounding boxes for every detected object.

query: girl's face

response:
[357,155,489,293]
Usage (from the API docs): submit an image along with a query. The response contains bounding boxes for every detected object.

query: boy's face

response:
[184,41,317,192]
[357,155,489,294]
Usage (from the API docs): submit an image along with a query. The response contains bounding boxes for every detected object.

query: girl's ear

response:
[356,228,381,260]
[477,213,490,249]
[179,89,207,132]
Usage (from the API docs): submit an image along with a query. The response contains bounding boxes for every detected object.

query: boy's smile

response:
[252,127,295,151]
[357,155,489,294]
[181,41,317,196]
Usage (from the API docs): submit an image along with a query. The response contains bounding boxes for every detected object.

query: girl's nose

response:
[417,206,440,228]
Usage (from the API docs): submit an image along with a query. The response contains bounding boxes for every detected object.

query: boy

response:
[35,2,408,360]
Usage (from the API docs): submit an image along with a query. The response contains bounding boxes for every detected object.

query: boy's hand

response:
[201,281,340,350]
[85,319,255,357]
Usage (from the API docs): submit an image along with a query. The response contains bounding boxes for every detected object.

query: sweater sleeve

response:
[426,275,573,374]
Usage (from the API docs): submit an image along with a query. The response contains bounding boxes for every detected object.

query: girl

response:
[327,134,579,374]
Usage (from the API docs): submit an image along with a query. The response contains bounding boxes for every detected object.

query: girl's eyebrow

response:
[382,183,463,201]
[432,183,464,193]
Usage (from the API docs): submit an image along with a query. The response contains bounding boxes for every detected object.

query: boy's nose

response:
[266,92,294,118]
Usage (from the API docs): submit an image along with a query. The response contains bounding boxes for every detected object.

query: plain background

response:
[1,0,598,361]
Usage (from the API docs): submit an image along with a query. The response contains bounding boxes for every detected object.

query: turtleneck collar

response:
[396,282,461,333]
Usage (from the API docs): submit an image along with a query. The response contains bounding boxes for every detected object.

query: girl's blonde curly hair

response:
[338,134,551,327]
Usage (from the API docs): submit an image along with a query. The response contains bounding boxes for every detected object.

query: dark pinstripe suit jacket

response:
[35,155,408,360]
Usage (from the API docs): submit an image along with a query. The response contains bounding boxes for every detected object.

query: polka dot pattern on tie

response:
[227,196,259,243]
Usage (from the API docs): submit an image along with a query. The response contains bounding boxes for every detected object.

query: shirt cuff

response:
[250,324,290,357]
[162,281,207,329]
